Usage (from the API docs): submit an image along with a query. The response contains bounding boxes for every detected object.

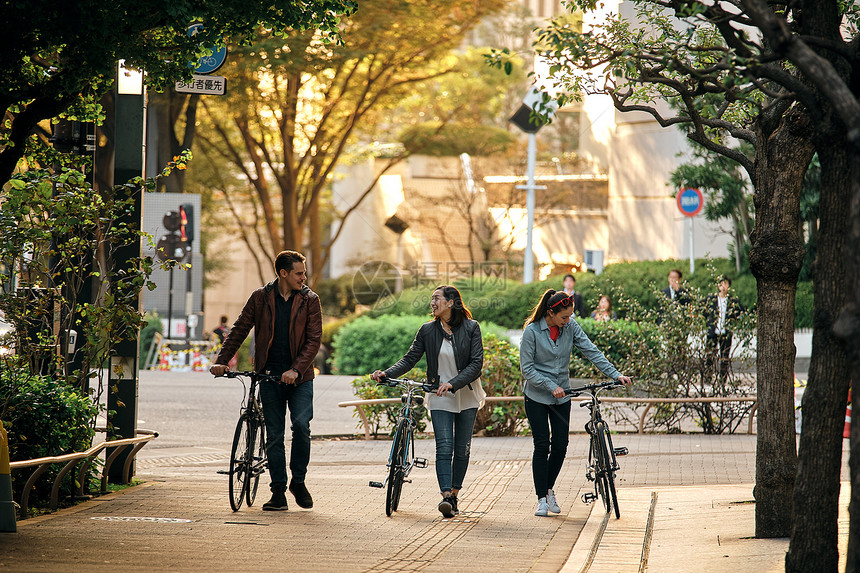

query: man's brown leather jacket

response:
[215,279,322,382]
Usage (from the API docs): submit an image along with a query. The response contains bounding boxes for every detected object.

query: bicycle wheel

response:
[229,414,252,511]
[246,415,266,507]
[590,433,610,514]
[596,423,620,519]
[386,420,409,516]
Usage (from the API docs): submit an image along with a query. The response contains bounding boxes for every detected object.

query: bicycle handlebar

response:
[220,370,282,383]
[565,379,627,397]
[377,376,440,393]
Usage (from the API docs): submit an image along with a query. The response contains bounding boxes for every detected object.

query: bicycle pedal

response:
[581,493,597,504]
[216,470,229,475]
[369,481,384,488]
[614,447,629,456]
[413,458,428,468]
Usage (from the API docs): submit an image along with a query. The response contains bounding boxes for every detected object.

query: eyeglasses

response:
[549,295,573,310]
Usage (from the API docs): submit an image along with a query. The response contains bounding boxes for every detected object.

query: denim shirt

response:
[520,317,621,405]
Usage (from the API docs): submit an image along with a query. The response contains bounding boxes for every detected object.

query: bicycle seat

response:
[402,394,425,406]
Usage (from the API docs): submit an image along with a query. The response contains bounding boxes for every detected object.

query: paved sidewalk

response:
[1,433,849,572]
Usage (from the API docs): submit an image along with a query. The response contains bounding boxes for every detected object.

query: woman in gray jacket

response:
[520,289,631,517]
[371,285,484,519]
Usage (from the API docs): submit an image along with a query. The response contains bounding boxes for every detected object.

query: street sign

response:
[677,187,704,217]
[175,74,226,95]
[187,24,227,74]
[509,87,558,134]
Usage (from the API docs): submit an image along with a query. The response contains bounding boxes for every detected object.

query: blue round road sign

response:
[677,187,703,217]
[187,24,227,75]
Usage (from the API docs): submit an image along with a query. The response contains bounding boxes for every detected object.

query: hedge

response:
[332,314,510,376]
[1,363,98,512]
[364,258,812,329]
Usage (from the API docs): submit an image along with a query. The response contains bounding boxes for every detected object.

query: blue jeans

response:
[524,395,571,499]
[259,379,314,493]
[430,408,478,493]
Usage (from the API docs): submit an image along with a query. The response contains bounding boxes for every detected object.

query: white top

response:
[426,338,484,413]
[717,296,728,335]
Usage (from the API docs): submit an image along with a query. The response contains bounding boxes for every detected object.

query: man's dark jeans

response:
[524,395,571,499]
[260,378,314,493]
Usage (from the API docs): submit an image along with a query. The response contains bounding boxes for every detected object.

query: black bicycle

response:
[369,377,438,516]
[566,380,629,519]
[220,370,279,511]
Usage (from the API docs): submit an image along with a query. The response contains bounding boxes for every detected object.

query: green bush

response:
[139,312,163,365]
[333,314,511,376]
[476,334,527,436]
[315,275,362,318]
[795,280,814,329]
[570,318,662,380]
[333,314,430,375]
[1,363,99,512]
[350,368,429,437]
[365,258,811,329]
[322,314,359,348]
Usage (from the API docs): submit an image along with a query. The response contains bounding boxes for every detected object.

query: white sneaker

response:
[546,489,561,513]
[535,497,549,517]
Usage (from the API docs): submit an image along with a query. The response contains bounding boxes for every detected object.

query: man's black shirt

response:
[265,290,294,372]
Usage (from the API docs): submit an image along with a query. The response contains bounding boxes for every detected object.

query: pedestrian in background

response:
[370,285,484,519]
[590,295,617,322]
[661,268,690,305]
[212,315,237,370]
[520,290,631,517]
[562,273,586,318]
[210,250,321,512]
[704,276,744,384]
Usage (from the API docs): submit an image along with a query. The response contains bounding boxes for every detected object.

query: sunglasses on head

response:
[549,295,573,310]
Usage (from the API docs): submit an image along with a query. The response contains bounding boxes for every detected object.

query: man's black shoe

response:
[262,491,288,511]
[289,480,313,508]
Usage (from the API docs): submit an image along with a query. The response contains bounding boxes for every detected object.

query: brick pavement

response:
[0,434,786,572]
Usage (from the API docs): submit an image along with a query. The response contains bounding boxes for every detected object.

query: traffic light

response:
[163,210,181,233]
[157,209,187,262]
[179,204,194,249]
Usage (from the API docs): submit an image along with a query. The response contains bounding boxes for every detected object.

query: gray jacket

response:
[520,318,621,405]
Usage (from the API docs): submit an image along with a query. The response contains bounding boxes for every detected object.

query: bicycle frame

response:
[221,370,279,511]
[387,380,426,477]
[369,377,435,515]
[567,380,628,518]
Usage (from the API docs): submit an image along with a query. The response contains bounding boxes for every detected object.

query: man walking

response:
[704,276,744,384]
[210,250,322,511]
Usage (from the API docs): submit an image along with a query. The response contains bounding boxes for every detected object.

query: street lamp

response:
[509,87,557,283]
[117,60,143,95]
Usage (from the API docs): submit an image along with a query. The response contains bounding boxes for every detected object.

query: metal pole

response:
[524,133,536,284]
[167,266,174,338]
[395,234,404,294]
[689,216,695,275]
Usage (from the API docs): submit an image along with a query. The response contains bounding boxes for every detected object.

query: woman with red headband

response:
[520,289,632,517]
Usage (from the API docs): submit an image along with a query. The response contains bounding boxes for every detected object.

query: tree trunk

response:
[152,92,198,194]
[749,105,813,538]
[786,142,851,571]
[833,150,860,573]
[309,195,322,286]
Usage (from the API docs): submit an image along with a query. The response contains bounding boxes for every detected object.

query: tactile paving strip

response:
[364,460,525,572]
